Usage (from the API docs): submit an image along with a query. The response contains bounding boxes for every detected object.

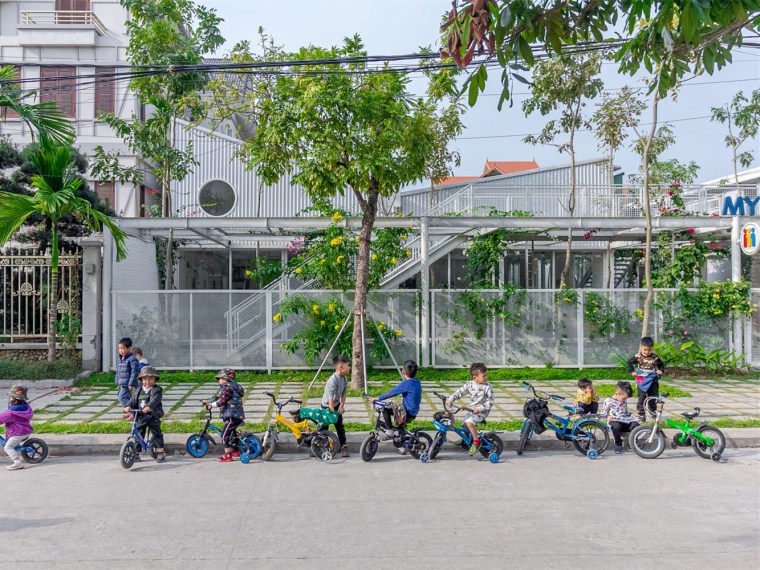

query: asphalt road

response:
[2,446,758,569]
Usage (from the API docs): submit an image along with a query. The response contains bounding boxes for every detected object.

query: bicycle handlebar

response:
[522,382,564,402]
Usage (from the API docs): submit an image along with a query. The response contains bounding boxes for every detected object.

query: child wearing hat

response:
[123,366,166,463]
[0,385,34,471]
[203,368,245,462]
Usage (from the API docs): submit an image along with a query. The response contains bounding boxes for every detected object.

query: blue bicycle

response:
[0,433,48,464]
[186,401,262,463]
[517,382,609,459]
[421,392,503,464]
[120,409,159,469]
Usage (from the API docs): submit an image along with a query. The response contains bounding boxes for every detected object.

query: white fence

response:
[111,288,759,370]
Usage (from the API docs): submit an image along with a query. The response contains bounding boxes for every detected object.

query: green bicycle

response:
[629,392,725,461]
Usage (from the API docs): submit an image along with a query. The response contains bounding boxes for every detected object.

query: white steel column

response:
[421,216,430,367]
[102,226,113,372]
[731,216,743,358]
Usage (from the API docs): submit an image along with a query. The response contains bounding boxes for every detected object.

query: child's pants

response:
[136,415,164,449]
[222,417,244,448]
[609,421,639,446]
[4,435,25,462]
[636,381,659,419]
[322,406,346,446]
[575,402,599,414]
[117,386,132,406]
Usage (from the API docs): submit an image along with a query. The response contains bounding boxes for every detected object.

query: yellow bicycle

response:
[260,391,340,462]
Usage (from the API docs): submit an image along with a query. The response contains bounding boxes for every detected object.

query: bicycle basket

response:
[523,398,548,418]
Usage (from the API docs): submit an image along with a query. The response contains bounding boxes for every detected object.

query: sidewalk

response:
[26,377,760,426]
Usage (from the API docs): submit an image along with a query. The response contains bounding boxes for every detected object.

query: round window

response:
[199,180,236,216]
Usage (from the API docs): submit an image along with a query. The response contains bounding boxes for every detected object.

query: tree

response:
[231,36,462,389]
[440,0,759,107]
[0,66,74,146]
[522,53,603,288]
[711,89,760,184]
[0,140,128,361]
[92,0,224,289]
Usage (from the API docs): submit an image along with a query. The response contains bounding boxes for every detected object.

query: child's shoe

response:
[217,453,233,462]
[133,453,141,462]
[340,445,350,458]
[7,460,24,470]
[156,452,166,463]
[230,451,241,458]
[380,430,394,441]
[468,442,480,456]
[638,414,646,423]
[614,444,624,454]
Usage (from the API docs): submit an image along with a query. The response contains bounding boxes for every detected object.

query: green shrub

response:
[0,359,81,380]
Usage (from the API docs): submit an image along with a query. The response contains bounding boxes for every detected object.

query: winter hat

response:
[8,385,28,402]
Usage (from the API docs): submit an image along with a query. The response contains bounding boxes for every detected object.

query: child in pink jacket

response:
[0,385,34,471]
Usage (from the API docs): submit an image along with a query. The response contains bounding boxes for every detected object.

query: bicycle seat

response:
[562,405,577,413]
[680,409,700,420]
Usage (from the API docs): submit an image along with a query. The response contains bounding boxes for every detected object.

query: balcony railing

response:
[20,11,108,36]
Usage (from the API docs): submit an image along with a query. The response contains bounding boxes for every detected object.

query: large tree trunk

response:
[47,226,59,362]
[350,186,379,391]
[641,94,660,337]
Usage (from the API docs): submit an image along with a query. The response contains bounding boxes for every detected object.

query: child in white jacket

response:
[447,363,494,455]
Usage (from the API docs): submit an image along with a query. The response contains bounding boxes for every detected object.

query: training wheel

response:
[322,451,333,462]
[419,452,430,463]
[488,452,499,464]
[240,453,250,464]
[711,452,722,462]
[587,449,599,460]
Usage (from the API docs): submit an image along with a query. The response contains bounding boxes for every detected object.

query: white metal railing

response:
[20,11,108,35]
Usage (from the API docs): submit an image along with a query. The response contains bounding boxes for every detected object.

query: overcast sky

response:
[210,0,760,186]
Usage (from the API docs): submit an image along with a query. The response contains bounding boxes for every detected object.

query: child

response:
[133,347,149,374]
[574,378,599,415]
[447,362,494,455]
[115,337,139,411]
[123,366,166,463]
[321,355,350,458]
[370,360,422,440]
[599,385,639,453]
[204,368,245,462]
[626,336,665,422]
[616,380,633,398]
[0,385,34,471]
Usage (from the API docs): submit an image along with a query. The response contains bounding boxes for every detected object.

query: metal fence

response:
[0,251,81,342]
[111,287,759,370]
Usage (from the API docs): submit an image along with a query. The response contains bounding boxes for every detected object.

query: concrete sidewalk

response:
[35,427,760,457]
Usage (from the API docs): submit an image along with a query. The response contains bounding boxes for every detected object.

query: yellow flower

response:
[273,313,281,322]
[337,255,345,263]
[355,236,360,244]
[405,248,411,257]
[401,233,407,240]
[312,305,319,314]
[320,320,326,326]
[330,237,342,246]
[394,329,402,336]
[331,212,343,222]
[295,267,303,274]
[328,304,335,312]
[712,293,720,299]
[244,269,253,278]
[320,259,326,264]
[391,257,397,265]
[371,253,378,261]
[378,322,385,330]
[334,324,340,330]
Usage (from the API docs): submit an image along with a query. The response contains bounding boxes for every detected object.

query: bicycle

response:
[119,409,160,469]
[421,392,504,464]
[359,394,432,462]
[517,382,609,459]
[185,401,262,463]
[260,392,340,462]
[629,393,726,461]
[0,433,48,464]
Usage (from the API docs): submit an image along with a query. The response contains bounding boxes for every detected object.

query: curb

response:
[35,428,760,457]
[0,378,76,389]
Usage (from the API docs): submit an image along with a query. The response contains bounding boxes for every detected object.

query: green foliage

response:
[554,286,578,306]
[275,296,401,365]
[583,293,631,340]
[0,359,81,380]
[654,340,747,374]
[54,313,82,353]
[244,257,282,288]
[711,89,760,176]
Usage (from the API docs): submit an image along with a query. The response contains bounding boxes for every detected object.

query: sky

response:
[209,0,760,186]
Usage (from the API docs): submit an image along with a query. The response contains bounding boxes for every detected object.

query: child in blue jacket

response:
[370,360,421,440]
[115,337,139,410]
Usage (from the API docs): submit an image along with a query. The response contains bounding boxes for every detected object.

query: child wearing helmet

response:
[204,369,245,462]
[0,385,34,471]
[123,366,166,463]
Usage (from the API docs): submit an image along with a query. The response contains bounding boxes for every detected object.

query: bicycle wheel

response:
[630,425,666,459]
[429,432,445,460]
[259,429,276,461]
[186,434,209,458]
[20,438,48,464]
[692,425,726,459]
[480,433,504,459]
[311,431,339,462]
[120,440,137,470]
[360,434,378,462]
[572,419,610,456]
[517,420,532,456]
[241,434,262,459]
[410,430,432,460]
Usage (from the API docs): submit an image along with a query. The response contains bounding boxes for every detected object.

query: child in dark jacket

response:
[626,336,665,422]
[123,366,166,463]
[0,385,34,471]
[115,337,139,409]
[370,360,422,440]
[204,368,245,462]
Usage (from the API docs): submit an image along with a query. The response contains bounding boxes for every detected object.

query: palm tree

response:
[0,141,128,361]
[0,65,75,146]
